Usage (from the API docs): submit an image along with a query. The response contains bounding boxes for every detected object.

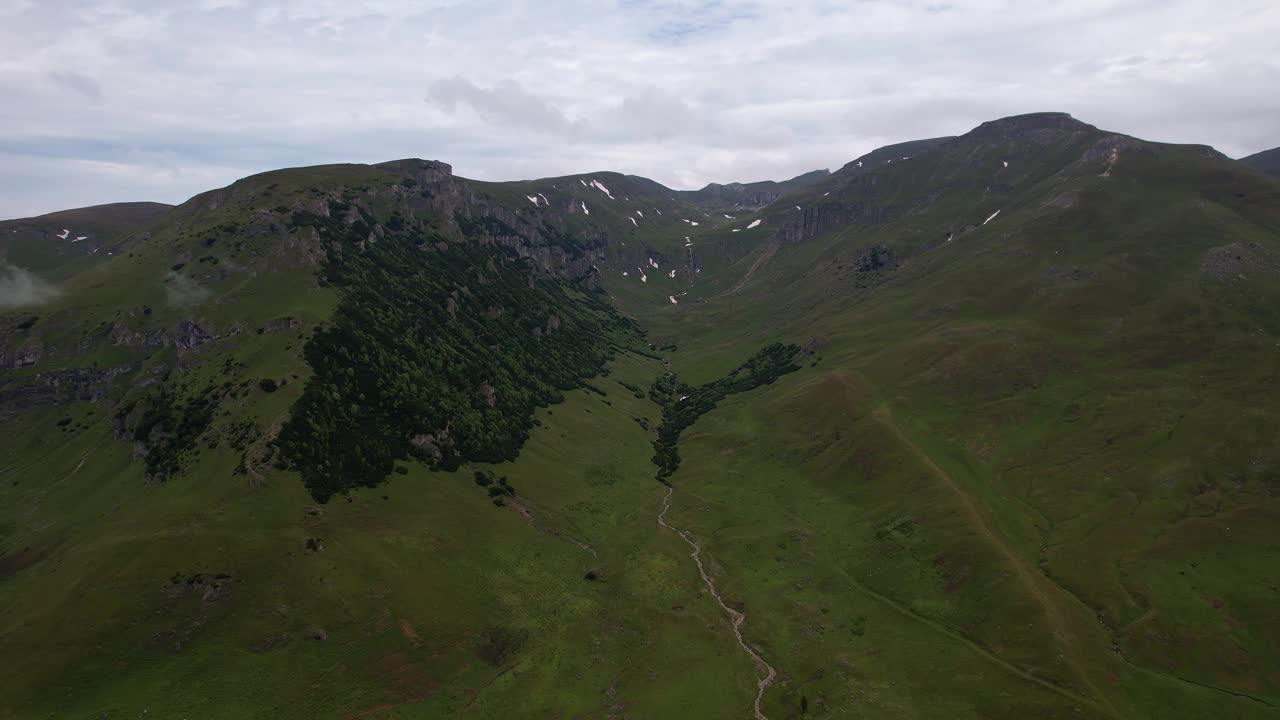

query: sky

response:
[1,0,1278,219]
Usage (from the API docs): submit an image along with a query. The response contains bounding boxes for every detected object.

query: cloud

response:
[163,271,211,307]
[0,262,60,307]
[428,77,584,137]
[0,0,1278,218]
[48,70,105,102]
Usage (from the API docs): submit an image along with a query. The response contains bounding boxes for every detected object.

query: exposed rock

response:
[1,337,44,368]
[478,383,497,408]
[108,321,170,348]
[409,428,454,463]
[0,362,140,420]
[261,316,301,334]
[1201,242,1279,281]
[175,320,213,351]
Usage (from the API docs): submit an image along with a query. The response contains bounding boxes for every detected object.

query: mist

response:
[163,270,211,307]
[0,261,60,307]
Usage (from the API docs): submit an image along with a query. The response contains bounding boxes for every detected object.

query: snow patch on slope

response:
[590,179,614,199]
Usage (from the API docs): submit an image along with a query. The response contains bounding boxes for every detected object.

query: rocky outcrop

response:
[1,337,43,369]
[0,362,140,421]
[683,170,832,211]
[106,319,213,352]
[409,427,455,464]
[108,321,171,349]
[772,196,897,245]
[373,159,604,287]
[1201,242,1279,281]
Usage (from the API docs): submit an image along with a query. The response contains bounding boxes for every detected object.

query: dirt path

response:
[658,485,776,720]
[724,241,779,295]
[873,404,1123,719]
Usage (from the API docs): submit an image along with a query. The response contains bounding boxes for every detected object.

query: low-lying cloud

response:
[0,261,60,307]
[163,271,211,307]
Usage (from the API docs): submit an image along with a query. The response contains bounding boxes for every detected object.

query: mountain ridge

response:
[2,111,1279,719]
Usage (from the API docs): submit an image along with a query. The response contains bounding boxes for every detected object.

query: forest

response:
[278,201,636,502]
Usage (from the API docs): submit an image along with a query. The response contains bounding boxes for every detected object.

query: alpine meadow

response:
[3,4,1280,716]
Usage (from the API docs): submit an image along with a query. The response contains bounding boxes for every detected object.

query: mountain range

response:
[2,112,1279,720]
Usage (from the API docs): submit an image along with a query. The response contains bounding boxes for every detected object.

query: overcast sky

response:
[1,0,1278,219]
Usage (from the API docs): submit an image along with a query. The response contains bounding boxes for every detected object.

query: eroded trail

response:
[658,485,776,720]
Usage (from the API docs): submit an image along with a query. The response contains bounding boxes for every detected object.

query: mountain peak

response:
[965,112,1096,141]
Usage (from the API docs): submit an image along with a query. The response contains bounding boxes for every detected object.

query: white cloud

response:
[0,0,1278,218]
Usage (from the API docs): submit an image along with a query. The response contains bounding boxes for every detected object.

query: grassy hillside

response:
[3,113,1280,719]
[627,113,1280,717]
[1242,146,1280,178]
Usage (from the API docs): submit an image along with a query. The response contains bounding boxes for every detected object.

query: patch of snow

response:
[56,228,70,240]
[538,193,549,205]
[635,210,644,218]
[623,271,629,276]
[669,296,678,305]
[655,209,662,215]
[669,270,676,278]
[579,179,588,186]
[630,217,638,227]
[526,195,539,205]
[723,214,734,219]
[589,179,614,198]
[795,205,801,211]
[983,210,1001,225]
[640,272,647,283]
[73,235,88,242]
[1002,161,1009,168]
[648,258,659,269]
[747,219,762,229]
[946,233,954,242]
[732,229,741,233]
[902,156,909,160]
[581,201,589,215]
[856,161,863,168]
[823,192,830,197]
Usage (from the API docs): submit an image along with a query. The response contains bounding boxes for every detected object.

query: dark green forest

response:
[278,202,637,502]
[651,342,802,482]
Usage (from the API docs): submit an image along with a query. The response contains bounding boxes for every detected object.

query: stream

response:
[657,485,777,720]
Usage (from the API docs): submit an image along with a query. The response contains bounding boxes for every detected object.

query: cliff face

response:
[365,159,604,284]
[682,169,832,211]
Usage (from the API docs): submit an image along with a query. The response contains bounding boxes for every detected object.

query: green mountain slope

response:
[2,114,1280,719]
[1,203,175,318]
[1241,146,1280,177]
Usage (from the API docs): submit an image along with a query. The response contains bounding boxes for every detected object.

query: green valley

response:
[2,112,1279,720]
